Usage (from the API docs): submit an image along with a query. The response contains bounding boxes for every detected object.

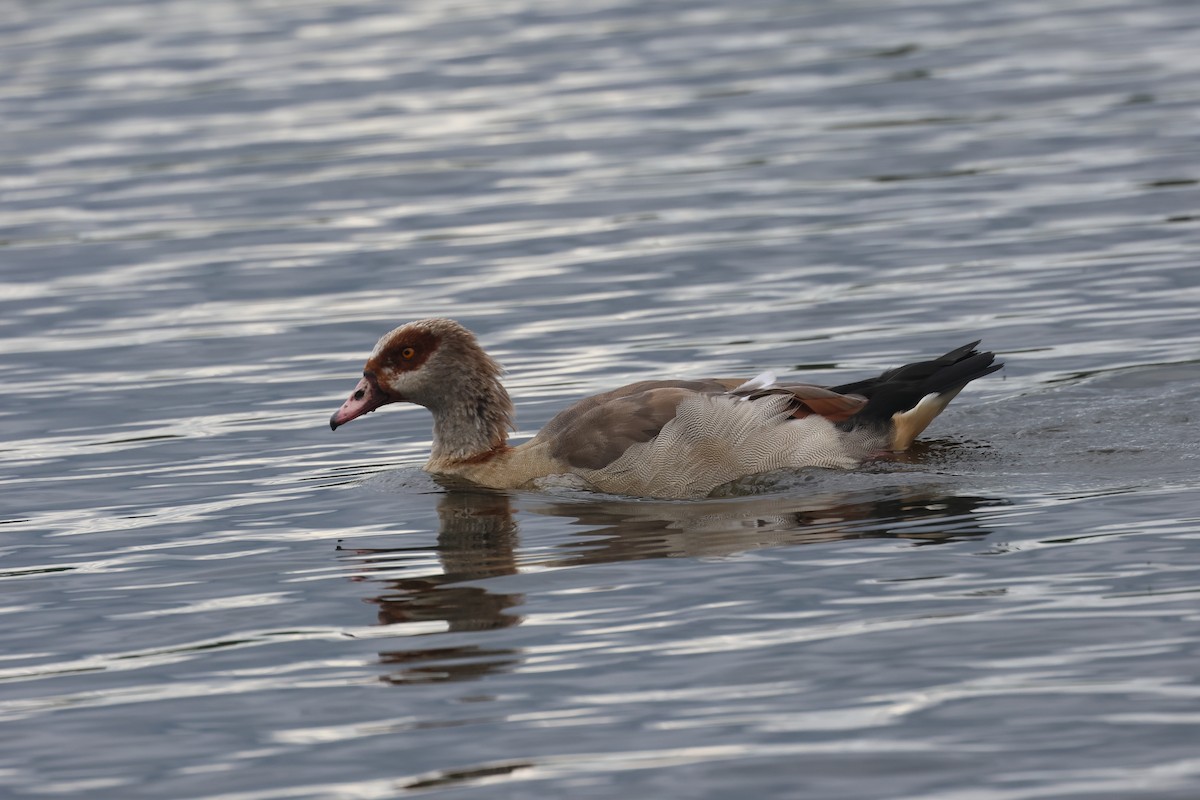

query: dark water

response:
[3,0,1200,797]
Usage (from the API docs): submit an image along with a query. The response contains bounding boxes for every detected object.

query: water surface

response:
[3,0,1200,798]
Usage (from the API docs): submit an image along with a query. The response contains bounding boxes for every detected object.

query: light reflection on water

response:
[3,0,1200,797]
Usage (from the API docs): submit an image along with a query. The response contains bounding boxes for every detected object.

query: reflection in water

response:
[528,484,1002,564]
[341,482,1003,685]
[341,491,526,685]
[376,644,521,686]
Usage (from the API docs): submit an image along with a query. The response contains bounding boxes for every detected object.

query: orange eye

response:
[401,347,415,359]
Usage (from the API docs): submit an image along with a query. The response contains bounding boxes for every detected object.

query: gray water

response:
[3,0,1200,798]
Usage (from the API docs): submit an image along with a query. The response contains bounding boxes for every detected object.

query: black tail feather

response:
[834,342,1002,425]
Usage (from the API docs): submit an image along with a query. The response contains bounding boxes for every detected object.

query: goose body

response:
[330,318,1001,499]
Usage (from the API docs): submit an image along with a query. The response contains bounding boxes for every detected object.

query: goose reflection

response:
[341,490,525,685]
[525,482,1000,563]
[340,475,1005,686]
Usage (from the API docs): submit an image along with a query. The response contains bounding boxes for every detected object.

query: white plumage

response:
[581,393,859,499]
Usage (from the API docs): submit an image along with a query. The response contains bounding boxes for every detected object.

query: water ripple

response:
[4,0,1200,798]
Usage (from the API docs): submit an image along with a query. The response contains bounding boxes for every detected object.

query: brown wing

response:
[537,381,726,470]
[536,379,731,441]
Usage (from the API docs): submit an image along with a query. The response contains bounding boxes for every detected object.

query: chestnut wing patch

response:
[732,383,866,422]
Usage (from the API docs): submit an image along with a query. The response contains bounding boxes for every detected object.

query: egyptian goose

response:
[330,318,1001,499]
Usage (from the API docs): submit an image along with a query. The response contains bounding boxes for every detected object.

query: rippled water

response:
[4,0,1200,798]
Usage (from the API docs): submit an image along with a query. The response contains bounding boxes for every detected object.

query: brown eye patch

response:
[365,328,439,374]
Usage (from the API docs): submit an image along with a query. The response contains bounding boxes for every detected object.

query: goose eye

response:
[401,347,416,359]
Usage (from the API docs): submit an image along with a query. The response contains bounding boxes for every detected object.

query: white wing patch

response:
[732,370,777,394]
[582,393,859,499]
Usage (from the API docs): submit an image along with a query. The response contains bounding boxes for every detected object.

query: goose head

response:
[329,318,510,438]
